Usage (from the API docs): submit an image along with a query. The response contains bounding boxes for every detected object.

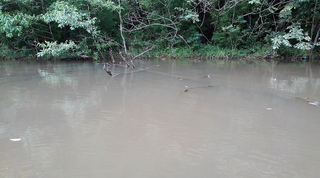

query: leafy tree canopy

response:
[0,0,319,60]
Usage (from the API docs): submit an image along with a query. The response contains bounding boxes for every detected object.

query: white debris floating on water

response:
[10,138,21,141]
[308,101,320,106]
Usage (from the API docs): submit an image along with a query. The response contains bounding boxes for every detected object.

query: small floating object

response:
[266,108,272,110]
[201,74,211,79]
[10,138,21,141]
[308,101,320,106]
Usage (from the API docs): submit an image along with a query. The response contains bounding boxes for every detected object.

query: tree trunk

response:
[118,0,128,55]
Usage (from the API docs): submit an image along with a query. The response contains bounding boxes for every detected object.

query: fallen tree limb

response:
[283,94,320,106]
[133,46,153,59]
[109,49,115,64]
[116,68,146,76]
[180,84,214,95]
[130,59,136,68]
[114,63,200,80]
[119,52,131,67]
[103,64,146,76]
[103,64,115,76]
[103,64,319,106]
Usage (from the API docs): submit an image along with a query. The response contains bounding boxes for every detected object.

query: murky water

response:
[1,59,320,178]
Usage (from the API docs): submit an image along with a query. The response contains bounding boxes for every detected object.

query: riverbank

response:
[1,45,318,63]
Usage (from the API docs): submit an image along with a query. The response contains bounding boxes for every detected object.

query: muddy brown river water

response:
[0,59,320,178]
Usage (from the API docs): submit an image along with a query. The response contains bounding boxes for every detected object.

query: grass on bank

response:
[144,44,318,62]
[145,45,274,60]
[1,42,318,62]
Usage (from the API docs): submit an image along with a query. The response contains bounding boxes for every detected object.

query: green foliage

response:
[0,12,36,37]
[272,23,314,51]
[86,0,118,10]
[0,0,319,61]
[41,1,97,34]
[270,0,320,58]
[171,47,193,57]
[36,0,120,59]
[210,1,255,50]
[37,40,79,58]
[1,0,33,4]
[175,7,199,23]
[276,45,308,61]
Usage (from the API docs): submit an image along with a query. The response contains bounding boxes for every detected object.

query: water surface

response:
[1,59,320,178]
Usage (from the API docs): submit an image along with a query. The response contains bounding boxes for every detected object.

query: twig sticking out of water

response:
[119,52,131,68]
[130,59,136,68]
[109,49,115,64]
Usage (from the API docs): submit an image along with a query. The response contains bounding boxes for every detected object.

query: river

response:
[0,59,320,178]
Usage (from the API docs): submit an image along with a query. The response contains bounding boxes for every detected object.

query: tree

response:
[0,0,319,60]
[271,0,320,59]
[37,0,118,59]
[117,0,200,55]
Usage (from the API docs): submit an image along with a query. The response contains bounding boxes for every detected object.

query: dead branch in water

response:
[180,84,214,95]
[130,59,136,68]
[103,64,117,76]
[109,49,115,64]
[133,46,154,59]
[292,96,319,106]
[284,94,320,106]
[103,63,146,76]
[119,52,131,68]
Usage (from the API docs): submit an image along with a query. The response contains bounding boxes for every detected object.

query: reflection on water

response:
[1,60,320,178]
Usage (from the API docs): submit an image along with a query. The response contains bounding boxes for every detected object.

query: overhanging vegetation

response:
[0,0,319,61]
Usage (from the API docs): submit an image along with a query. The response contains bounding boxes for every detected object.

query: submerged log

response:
[103,63,146,76]
[282,94,319,106]
[180,84,214,95]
